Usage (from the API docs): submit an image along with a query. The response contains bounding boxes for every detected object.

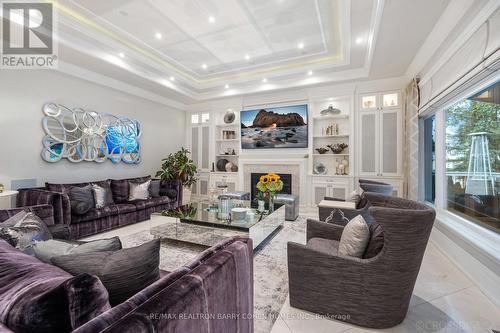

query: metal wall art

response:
[41,102,141,164]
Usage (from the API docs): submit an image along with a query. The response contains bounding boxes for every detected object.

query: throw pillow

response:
[338,215,370,258]
[129,179,151,201]
[69,185,95,215]
[33,236,122,263]
[149,179,161,197]
[160,188,178,199]
[92,182,114,208]
[51,239,160,306]
[0,211,52,254]
[363,222,384,259]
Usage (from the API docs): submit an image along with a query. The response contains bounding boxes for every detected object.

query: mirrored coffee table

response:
[151,200,284,250]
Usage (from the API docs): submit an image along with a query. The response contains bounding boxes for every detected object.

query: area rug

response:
[120,215,309,333]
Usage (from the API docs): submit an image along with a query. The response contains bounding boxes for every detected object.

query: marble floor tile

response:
[412,242,473,303]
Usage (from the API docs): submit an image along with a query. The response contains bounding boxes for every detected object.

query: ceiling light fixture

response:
[298,42,305,49]
[355,37,363,45]
[308,70,313,76]
[202,63,207,70]
[119,52,125,58]
[245,54,250,61]
[155,32,163,40]
[170,76,175,81]
[262,78,268,83]
[208,15,215,23]
[225,84,229,89]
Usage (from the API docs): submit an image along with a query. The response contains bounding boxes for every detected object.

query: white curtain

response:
[403,78,420,200]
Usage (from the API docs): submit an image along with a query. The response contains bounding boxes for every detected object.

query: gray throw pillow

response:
[149,180,161,197]
[338,215,370,258]
[0,211,52,254]
[129,180,151,201]
[92,183,114,208]
[69,185,95,215]
[51,239,160,306]
[33,236,122,263]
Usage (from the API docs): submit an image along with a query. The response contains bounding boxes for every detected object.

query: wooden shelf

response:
[313,114,349,120]
[313,135,349,138]
[216,123,239,127]
[312,153,350,156]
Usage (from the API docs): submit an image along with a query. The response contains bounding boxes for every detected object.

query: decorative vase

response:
[268,193,275,213]
[258,200,265,212]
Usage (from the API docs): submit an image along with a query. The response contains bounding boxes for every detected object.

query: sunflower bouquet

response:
[256,173,284,199]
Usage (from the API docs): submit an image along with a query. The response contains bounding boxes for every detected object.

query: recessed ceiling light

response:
[169,76,175,81]
[202,63,207,70]
[329,97,334,101]
[225,84,229,89]
[308,70,313,76]
[155,32,163,40]
[119,52,125,58]
[262,78,268,83]
[297,42,305,49]
[245,54,250,61]
[355,37,363,45]
[208,15,215,23]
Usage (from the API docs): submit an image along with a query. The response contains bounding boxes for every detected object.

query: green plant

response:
[156,147,198,187]
[254,191,265,202]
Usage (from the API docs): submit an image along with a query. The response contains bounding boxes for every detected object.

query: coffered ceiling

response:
[15,0,451,104]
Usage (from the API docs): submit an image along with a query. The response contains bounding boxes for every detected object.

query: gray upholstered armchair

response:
[288,193,436,329]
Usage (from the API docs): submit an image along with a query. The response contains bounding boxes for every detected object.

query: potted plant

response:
[256,173,284,212]
[156,147,197,203]
[254,191,266,212]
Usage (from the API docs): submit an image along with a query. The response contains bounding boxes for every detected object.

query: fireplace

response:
[250,173,292,202]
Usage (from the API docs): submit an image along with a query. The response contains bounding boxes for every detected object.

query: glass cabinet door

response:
[360,94,378,110]
[360,112,378,176]
[381,92,399,110]
[380,110,399,176]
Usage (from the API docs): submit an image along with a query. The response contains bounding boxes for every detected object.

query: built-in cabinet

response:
[358,91,402,177]
[312,177,351,205]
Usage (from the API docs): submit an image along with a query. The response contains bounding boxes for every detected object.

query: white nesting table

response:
[0,190,18,209]
[317,200,356,209]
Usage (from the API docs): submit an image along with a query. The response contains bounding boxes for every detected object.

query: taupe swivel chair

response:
[288,193,436,329]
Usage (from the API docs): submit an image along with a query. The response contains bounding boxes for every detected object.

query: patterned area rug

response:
[120,215,309,333]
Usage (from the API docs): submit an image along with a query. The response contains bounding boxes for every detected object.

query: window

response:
[423,115,436,203]
[201,112,210,123]
[191,114,199,124]
[445,81,499,233]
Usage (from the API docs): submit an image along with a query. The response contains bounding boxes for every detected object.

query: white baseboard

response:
[430,224,500,307]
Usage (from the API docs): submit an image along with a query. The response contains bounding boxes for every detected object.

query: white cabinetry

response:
[209,172,238,193]
[312,177,350,205]
[358,91,402,177]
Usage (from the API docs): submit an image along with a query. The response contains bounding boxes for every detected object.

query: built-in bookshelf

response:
[309,96,353,177]
[214,111,240,173]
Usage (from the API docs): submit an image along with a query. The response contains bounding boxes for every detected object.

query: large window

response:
[444,81,499,233]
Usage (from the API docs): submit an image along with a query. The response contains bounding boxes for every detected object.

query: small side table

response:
[0,190,19,209]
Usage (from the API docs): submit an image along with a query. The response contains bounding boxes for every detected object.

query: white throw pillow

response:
[338,215,370,258]
[129,180,151,200]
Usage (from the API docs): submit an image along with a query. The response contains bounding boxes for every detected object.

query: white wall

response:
[0,70,186,188]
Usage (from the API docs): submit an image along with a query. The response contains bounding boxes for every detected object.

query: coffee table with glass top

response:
[151,200,284,250]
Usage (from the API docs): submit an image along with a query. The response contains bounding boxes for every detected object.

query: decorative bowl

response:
[315,147,328,154]
[327,143,348,154]
[313,162,327,175]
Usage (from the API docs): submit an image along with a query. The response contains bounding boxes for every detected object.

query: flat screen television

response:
[241,104,308,149]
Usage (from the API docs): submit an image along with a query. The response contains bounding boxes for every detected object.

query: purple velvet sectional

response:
[0,206,254,333]
[16,176,182,239]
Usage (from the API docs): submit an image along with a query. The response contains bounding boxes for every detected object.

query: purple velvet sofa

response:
[16,176,182,239]
[0,206,254,333]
